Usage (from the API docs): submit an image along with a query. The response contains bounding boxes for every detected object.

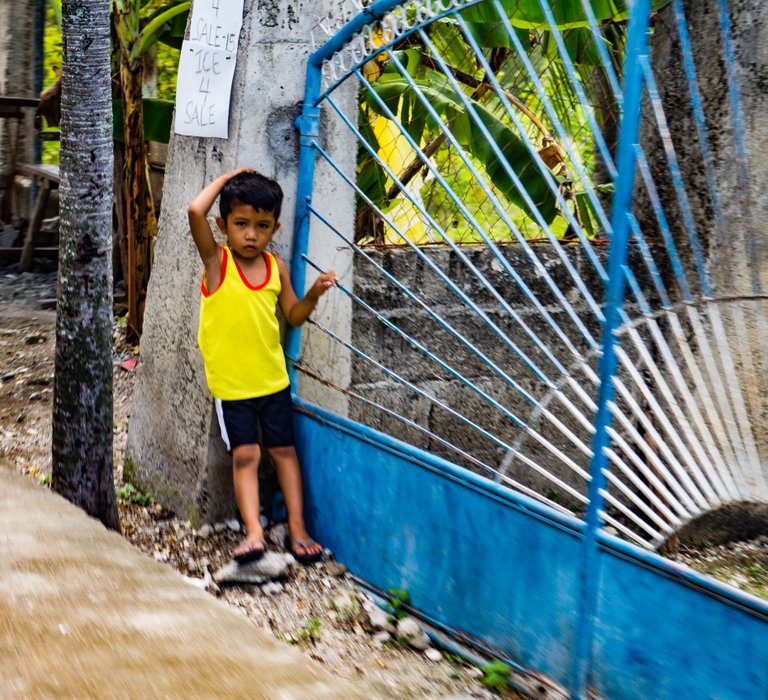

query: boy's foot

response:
[288,537,323,565]
[233,538,266,564]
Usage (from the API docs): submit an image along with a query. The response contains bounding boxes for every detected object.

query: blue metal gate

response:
[286,1,768,697]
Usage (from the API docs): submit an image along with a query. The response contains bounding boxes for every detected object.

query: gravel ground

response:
[0,264,522,700]
[1,263,765,700]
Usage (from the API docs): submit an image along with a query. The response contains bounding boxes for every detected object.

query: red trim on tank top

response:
[232,251,272,290]
[201,246,228,297]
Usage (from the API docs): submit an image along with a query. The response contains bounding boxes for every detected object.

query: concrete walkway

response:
[0,466,377,699]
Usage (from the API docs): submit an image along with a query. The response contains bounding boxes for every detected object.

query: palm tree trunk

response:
[53,0,120,531]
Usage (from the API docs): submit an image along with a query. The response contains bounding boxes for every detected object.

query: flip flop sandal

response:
[288,537,323,565]
[233,538,266,564]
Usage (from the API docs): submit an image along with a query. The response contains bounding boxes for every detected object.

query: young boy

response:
[189,168,336,565]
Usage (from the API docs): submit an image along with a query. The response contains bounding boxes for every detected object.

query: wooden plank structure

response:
[18,162,59,272]
[0,96,39,226]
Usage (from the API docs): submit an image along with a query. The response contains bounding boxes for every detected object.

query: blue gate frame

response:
[286,2,768,698]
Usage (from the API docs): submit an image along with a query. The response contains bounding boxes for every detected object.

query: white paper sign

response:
[174,0,245,139]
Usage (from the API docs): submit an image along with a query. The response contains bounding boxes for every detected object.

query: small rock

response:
[260,582,284,595]
[196,524,214,539]
[328,590,360,619]
[213,551,294,585]
[367,606,395,633]
[266,522,289,547]
[396,616,420,638]
[213,522,227,533]
[324,560,347,577]
[409,631,432,651]
[25,334,47,345]
[397,617,431,650]
[372,630,391,645]
[226,518,241,533]
[28,392,43,402]
[424,648,443,662]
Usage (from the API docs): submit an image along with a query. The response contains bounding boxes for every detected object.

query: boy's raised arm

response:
[188,167,252,271]
[276,257,337,327]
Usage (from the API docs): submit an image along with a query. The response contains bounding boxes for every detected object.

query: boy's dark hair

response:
[220,171,283,221]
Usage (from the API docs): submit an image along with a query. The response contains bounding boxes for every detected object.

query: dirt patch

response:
[0,267,523,700]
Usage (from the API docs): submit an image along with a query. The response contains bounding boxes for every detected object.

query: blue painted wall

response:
[294,399,768,699]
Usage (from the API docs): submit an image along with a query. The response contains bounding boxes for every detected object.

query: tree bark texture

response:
[120,43,157,339]
[53,0,120,531]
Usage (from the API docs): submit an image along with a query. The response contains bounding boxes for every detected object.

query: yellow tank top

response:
[197,247,290,400]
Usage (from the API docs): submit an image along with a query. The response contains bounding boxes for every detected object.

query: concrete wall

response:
[643,0,768,482]
[347,245,634,507]
[127,0,357,523]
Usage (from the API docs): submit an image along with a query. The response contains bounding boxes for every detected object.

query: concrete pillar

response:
[646,0,768,486]
[127,0,357,522]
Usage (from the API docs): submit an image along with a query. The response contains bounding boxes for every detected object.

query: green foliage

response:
[38,474,51,486]
[354,0,674,246]
[112,98,174,143]
[116,482,154,507]
[369,73,557,225]
[289,616,322,645]
[480,659,512,694]
[546,489,559,503]
[463,0,671,34]
[386,588,412,620]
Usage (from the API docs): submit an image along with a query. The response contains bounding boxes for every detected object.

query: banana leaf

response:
[463,0,669,50]
[112,98,174,144]
[369,75,557,224]
[357,113,390,205]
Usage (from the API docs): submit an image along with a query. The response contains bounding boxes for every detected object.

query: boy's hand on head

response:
[229,166,254,179]
[307,271,338,300]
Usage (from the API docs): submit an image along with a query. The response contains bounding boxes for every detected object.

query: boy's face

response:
[217,204,281,260]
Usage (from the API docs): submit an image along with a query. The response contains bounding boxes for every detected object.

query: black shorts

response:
[215,387,294,452]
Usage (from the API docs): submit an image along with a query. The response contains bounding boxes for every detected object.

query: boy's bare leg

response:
[268,445,323,558]
[232,444,265,548]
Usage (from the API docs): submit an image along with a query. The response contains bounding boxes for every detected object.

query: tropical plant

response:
[52,0,120,530]
[45,0,187,336]
[354,0,669,245]
[112,0,188,338]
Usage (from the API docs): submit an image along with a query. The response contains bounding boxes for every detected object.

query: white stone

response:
[409,631,432,651]
[367,606,395,633]
[424,648,443,662]
[226,519,241,532]
[196,524,214,539]
[328,590,360,619]
[372,631,391,645]
[213,551,294,585]
[396,617,431,651]
[267,521,289,547]
[396,616,420,639]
